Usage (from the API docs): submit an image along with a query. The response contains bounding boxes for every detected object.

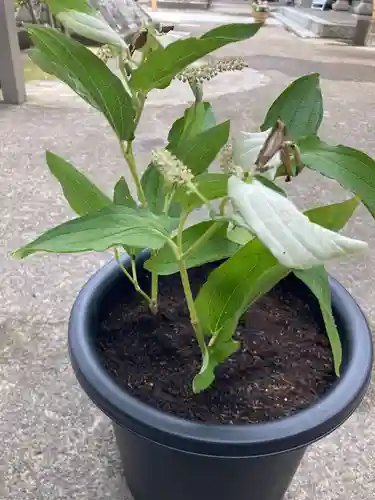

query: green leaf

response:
[45,151,111,216]
[296,195,358,375]
[174,173,229,211]
[192,344,215,393]
[194,238,288,390]
[13,207,175,259]
[305,197,359,231]
[299,136,375,218]
[226,224,254,246]
[113,176,137,209]
[168,116,186,147]
[199,104,216,132]
[28,48,58,76]
[146,105,222,215]
[46,0,94,15]
[130,23,262,92]
[172,121,230,175]
[192,196,358,390]
[168,102,216,147]
[28,26,135,141]
[141,163,168,215]
[262,73,323,141]
[254,176,287,197]
[195,238,288,338]
[168,115,188,147]
[294,267,341,375]
[145,221,238,275]
[141,163,182,217]
[192,337,240,393]
[113,178,138,257]
[143,121,229,216]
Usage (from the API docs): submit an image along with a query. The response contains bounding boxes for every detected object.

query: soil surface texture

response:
[96,265,335,424]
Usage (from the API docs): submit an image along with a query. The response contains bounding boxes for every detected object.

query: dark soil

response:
[96,265,336,424]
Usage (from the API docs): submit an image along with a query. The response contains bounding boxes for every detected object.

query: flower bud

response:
[152,148,194,187]
[218,144,244,178]
[176,57,248,84]
[96,44,113,63]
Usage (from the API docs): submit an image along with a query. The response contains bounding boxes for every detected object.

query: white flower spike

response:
[218,144,244,178]
[228,176,368,269]
[232,129,282,180]
[176,57,248,84]
[152,148,194,187]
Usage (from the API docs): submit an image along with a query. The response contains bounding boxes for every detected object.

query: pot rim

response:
[68,255,373,457]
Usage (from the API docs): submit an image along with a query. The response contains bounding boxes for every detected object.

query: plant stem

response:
[182,221,222,260]
[120,142,147,207]
[177,211,190,250]
[117,41,148,207]
[219,197,229,216]
[178,259,206,354]
[176,211,205,353]
[134,92,146,131]
[188,184,215,215]
[163,192,172,214]
[189,80,203,102]
[114,248,153,306]
[131,257,138,283]
[151,272,158,312]
[118,54,127,80]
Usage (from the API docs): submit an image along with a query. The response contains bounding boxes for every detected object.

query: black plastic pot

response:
[69,254,373,500]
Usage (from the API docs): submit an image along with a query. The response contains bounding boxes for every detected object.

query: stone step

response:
[146,8,259,25]
[272,11,318,37]
[145,1,274,16]
[277,6,358,39]
[152,0,209,9]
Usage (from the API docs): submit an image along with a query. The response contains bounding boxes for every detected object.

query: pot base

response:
[114,422,305,500]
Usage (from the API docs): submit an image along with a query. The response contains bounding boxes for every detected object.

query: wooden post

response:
[0,0,26,104]
[151,0,158,10]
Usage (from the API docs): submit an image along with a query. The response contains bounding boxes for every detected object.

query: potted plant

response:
[13,2,373,500]
[251,0,270,22]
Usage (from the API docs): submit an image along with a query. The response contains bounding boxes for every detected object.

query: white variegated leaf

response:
[228,176,368,269]
[58,11,127,48]
[232,129,282,180]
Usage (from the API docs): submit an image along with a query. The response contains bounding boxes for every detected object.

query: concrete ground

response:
[1,16,375,500]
